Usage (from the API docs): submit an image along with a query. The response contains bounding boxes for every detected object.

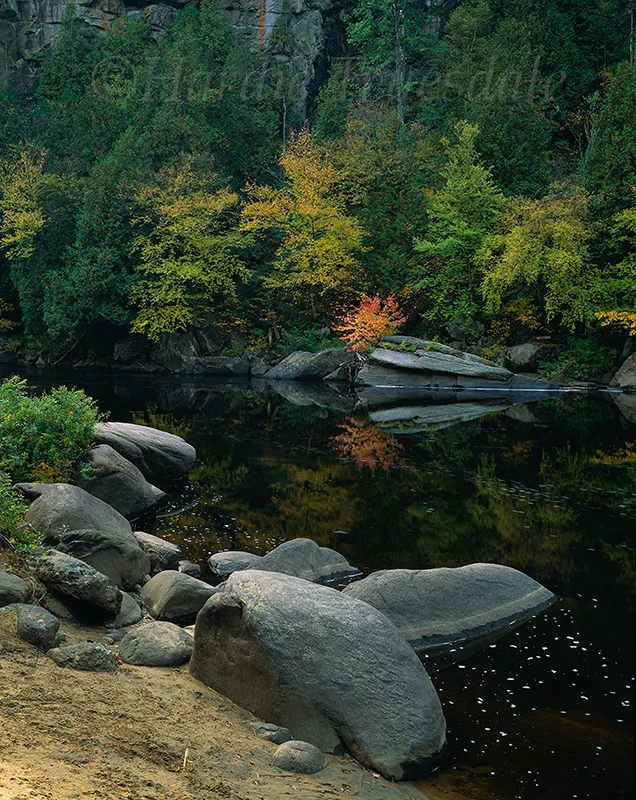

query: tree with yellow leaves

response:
[130,162,250,340]
[241,131,367,318]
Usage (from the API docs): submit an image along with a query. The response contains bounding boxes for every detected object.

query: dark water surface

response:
[5,368,634,800]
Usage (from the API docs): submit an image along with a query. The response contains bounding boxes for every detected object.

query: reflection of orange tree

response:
[330,417,404,475]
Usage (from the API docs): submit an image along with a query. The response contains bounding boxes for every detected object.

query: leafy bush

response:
[334,294,407,352]
[278,327,342,356]
[0,376,104,482]
[0,472,26,536]
[537,338,618,380]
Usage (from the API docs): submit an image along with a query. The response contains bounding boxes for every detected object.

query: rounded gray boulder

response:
[0,569,30,607]
[273,741,327,774]
[1,603,60,651]
[94,422,196,483]
[141,570,218,625]
[134,531,182,574]
[343,563,556,656]
[190,570,446,781]
[76,444,165,519]
[56,528,150,590]
[119,621,194,666]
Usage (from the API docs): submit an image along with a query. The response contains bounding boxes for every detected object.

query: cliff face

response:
[0,0,345,110]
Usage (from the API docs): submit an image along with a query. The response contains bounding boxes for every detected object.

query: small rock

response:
[273,741,327,774]
[111,592,144,628]
[0,570,30,607]
[251,722,294,744]
[119,621,194,666]
[0,604,60,651]
[134,531,182,574]
[178,561,201,579]
[140,571,218,625]
[48,642,118,671]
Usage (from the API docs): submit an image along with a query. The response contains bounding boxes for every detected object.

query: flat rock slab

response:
[370,347,512,381]
[76,444,165,519]
[94,422,196,483]
[265,349,354,381]
[273,741,327,774]
[190,570,446,781]
[35,550,122,621]
[13,483,132,544]
[0,603,59,651]
[48,642,118,671]
[343,563,556,655]
[141,570,218,625]
[0,570,30,607]
[56,528,150,590]
[208,538,359,584]
[369,401,511,433]
[134,531,182,574]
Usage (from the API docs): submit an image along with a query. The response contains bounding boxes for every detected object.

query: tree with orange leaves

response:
[333,293,407,352]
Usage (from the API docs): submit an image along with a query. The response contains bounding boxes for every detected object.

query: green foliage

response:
[479,187,597,331]
[537,337,617,379]
[412,121,505,334]
[131,161,250,340]
[0,471,26,537]
[0,376,104,482]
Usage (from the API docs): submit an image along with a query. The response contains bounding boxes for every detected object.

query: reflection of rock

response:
[369,401,510,433]
[190,570,447,780]
[269,380,356,412]
[343,563,556,657]
[208,537,359,584]
[613,392,636,424]
[504,403,541,424]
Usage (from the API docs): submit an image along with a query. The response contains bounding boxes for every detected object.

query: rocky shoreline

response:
[2,416,560,791]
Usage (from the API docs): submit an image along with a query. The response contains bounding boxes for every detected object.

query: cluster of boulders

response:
[1,417,558,782]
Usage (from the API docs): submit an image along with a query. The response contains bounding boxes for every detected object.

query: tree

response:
[241,131,367,319]
[333,294,407,351]
[412,121,505,334]
[131,161,250,340]
[478,187,597,331]
[595,197,636,334]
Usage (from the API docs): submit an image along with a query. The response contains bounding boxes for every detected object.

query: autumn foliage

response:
[333,294,407,351]
[330,417,404,475]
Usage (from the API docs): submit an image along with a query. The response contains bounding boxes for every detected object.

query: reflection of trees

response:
[330,417,404,474]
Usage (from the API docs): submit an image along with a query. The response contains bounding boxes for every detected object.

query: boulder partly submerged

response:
[207,538,360,585]
[264,349,355,381]
[14,483,133,544]
[94,422,196,483]
[343,563,556,658]
[190,570,447,781]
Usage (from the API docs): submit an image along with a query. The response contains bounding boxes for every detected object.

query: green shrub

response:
[0,376,104,482]
[538,338,618,380]
[0,472,27,536]
[278,327,341,356]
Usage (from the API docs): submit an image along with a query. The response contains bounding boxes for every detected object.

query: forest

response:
[0,0,634,370]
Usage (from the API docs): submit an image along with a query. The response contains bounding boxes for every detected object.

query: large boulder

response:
[0,603,59,651]
[343,564,556,656]
[610,354,636,390]
[119,621,194,666]
[94,422,196,483]
[133,531,182,574]
[0,569,30,607]
[182,355,251,376]
[265,349,355,381]
[190,571,447,781]
[502,343,559,373]
[56,529,150,590]
[369,347,512,381]
[13,483,133,545]
[150,330,201,372]
[76,445,165,519]
[207,538,359,585]
[141,570,217,625]
[35,550,122,621]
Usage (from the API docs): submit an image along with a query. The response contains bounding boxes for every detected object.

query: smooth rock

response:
[265,349,355,381]
[0,570,30,607]
[182,355,251,376]
[343,564,556,655]
[503,343,559,373]
[48,642,118,671]
[610,354,636,390]
[207,538,359,584]
[94,422,196,482]
[273,740,327,774]
[133,531,182,574]
[35,550,122,620]
[251,722,294,744]
[0,603,59,651]
[190,570,446,781]
[56,528,150,590]
[111,592,144,628]
[141,570,217,625]
[113,334,149,364]
[13,483,133,544]
[76,444,165,519]
[119,621,194,666]
[179,561,201,579]
[370,347,512,381]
